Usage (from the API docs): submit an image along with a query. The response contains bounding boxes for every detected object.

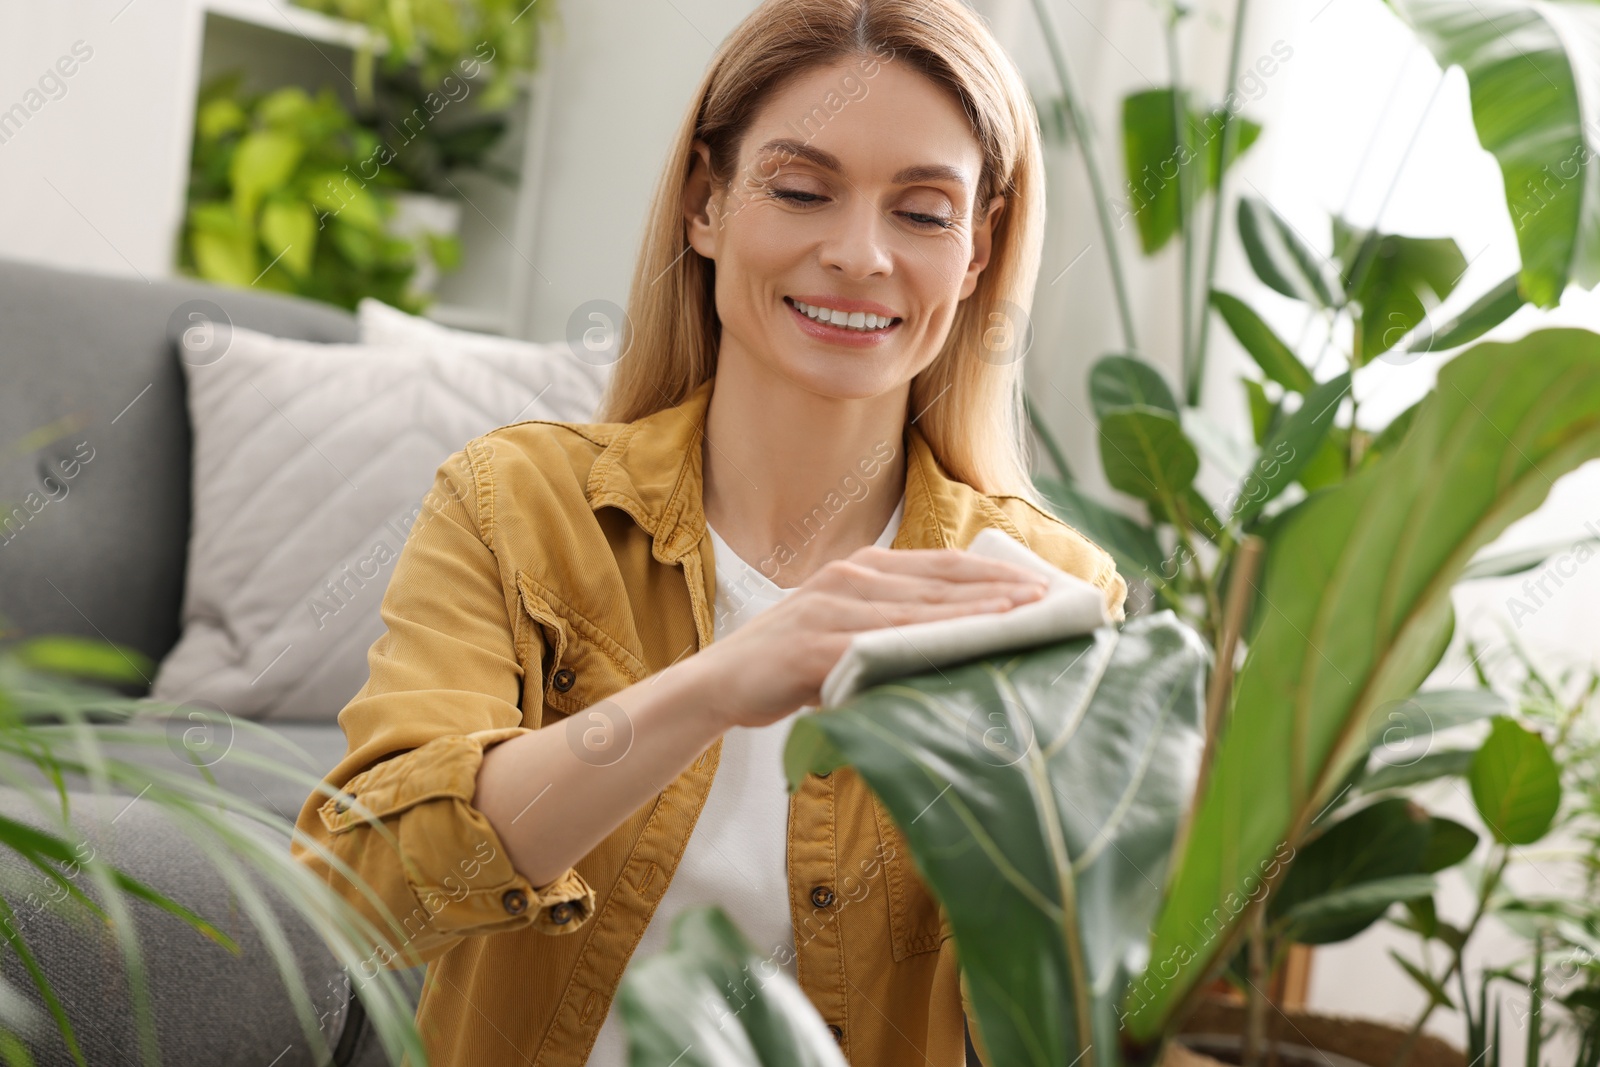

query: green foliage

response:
[1120,88,1261,255]
[616,906,848,1067]
[0,623,429,1065]
[180,76,432,312]
[292,0,562,111]
[782,613,1208,1067]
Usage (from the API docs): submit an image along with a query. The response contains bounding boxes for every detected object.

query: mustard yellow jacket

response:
[291,376,1126,1067]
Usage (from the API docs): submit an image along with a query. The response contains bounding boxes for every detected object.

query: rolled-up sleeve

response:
[289,443,595,969]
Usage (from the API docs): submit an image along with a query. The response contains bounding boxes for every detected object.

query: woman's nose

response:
[817,200,894,278]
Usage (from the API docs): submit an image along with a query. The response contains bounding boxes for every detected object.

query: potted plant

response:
[610,0,1600,1062]
[0,612,430,1065]
[179,75,442,313]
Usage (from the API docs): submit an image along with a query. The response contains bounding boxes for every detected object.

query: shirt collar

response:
[585,377,1010,564]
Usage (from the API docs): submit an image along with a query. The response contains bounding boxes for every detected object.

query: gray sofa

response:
[0,257,416,1066]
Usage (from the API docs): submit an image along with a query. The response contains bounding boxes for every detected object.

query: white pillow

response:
[150,315,606,722]
[357,298,614,412]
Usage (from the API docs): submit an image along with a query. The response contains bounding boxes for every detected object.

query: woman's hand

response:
[686,545,1050,729]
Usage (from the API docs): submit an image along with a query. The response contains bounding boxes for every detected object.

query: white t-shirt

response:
[584,493,906,1063]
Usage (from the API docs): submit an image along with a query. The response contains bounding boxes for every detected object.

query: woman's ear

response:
[958,194,1006,301]
[683,139,720,261]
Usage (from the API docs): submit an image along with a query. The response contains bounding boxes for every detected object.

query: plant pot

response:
[1154,998,1466,1067]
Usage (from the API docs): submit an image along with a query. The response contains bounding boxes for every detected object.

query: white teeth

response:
[790,298,896,332]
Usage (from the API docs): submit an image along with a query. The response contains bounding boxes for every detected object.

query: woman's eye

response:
[770,188,953,231]
[771,188,823,205]
[901,211,954,231]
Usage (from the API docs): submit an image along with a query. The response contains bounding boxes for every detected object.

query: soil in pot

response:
[1159,997,1465,1067]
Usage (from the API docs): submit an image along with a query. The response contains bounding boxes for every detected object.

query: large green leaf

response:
[1238,196,1344,308]
[1125,327,1600,1039]
[229,130,303,222]
[1210,290,1317,394]
[1098,406,1200,505]
[1330,218,1467,363]
[617,905,847,1067]
[1388,0,1600,308]
[1089,355,1179,418]
[783,613,1207,1067]
[1470,717,1561,844]
[1121,88,1262,255]
[1268,798,1432,944]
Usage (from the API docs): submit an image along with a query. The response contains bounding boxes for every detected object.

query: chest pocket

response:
[515,570,643,723]
[870,792,948,959]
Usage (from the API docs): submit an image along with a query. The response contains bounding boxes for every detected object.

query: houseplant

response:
[0,608,430,1065]
[179,75,441,314]
[289,0,562,111]
[613,0,1600,1063]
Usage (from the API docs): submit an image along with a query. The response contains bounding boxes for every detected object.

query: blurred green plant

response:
[1373,629,1600,1067]
[290,0,562,111]
[0,615,430,1065]
[179,75,445,314]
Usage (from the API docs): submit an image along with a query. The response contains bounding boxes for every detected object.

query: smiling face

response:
[683,58,1005,402]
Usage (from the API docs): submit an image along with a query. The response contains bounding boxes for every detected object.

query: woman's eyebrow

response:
[756,138,970,192]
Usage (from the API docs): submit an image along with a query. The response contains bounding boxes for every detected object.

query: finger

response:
[820,562,1046,606]
[810,591,1024,633]
[845,545,1049,585]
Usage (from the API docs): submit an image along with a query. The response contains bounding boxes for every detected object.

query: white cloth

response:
[818,526,1111,707]
[585,493,905,1064]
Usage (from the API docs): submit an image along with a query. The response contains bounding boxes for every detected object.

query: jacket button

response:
[550,902,576,925]
[552,668,576,693]
[828,1024,843,1042]
[816,769,831,778]
[501,889,528,915]
[810,885,835,908]
[333,793,354,813]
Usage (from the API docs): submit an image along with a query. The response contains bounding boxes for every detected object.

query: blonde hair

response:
[595,0,1048,505]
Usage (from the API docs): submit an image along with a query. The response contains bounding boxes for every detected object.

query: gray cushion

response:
[0,258,356,678]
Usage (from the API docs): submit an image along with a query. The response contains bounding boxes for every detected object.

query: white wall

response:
[0,0,205,280]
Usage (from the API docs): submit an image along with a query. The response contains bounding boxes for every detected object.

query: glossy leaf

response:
[1089,355,1179,418]
[1419,817,1479,873]
[784,614,1207,1067]
[617,905,848,1067]
[1098,406,1200,505]
[1269,798,1432,944]
[1279,874,1438,944]
[1470,717,1561,844]
[1210,290,1316,393]
[1388,0,1600,307]
[1237,196,1343,309]
[1331,217,1467,363]
[1121,88,1262,255]
[1126,328,1600,1037]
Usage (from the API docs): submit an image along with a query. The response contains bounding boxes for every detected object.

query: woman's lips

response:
[783,296,901,348]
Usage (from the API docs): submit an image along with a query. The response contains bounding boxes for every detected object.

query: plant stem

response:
[1165,13,1197,392]
[1027,0,1141,356]
[1245,906,1269,1067]
[1026,393,1075,484]
[1189,0,1252,406]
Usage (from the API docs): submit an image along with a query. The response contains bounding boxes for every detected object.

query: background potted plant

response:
[609,0,1600,1063]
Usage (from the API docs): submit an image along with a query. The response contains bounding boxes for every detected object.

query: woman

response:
[292,1,1126,1064]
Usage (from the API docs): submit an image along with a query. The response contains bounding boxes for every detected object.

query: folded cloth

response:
[818,527,1113,708]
